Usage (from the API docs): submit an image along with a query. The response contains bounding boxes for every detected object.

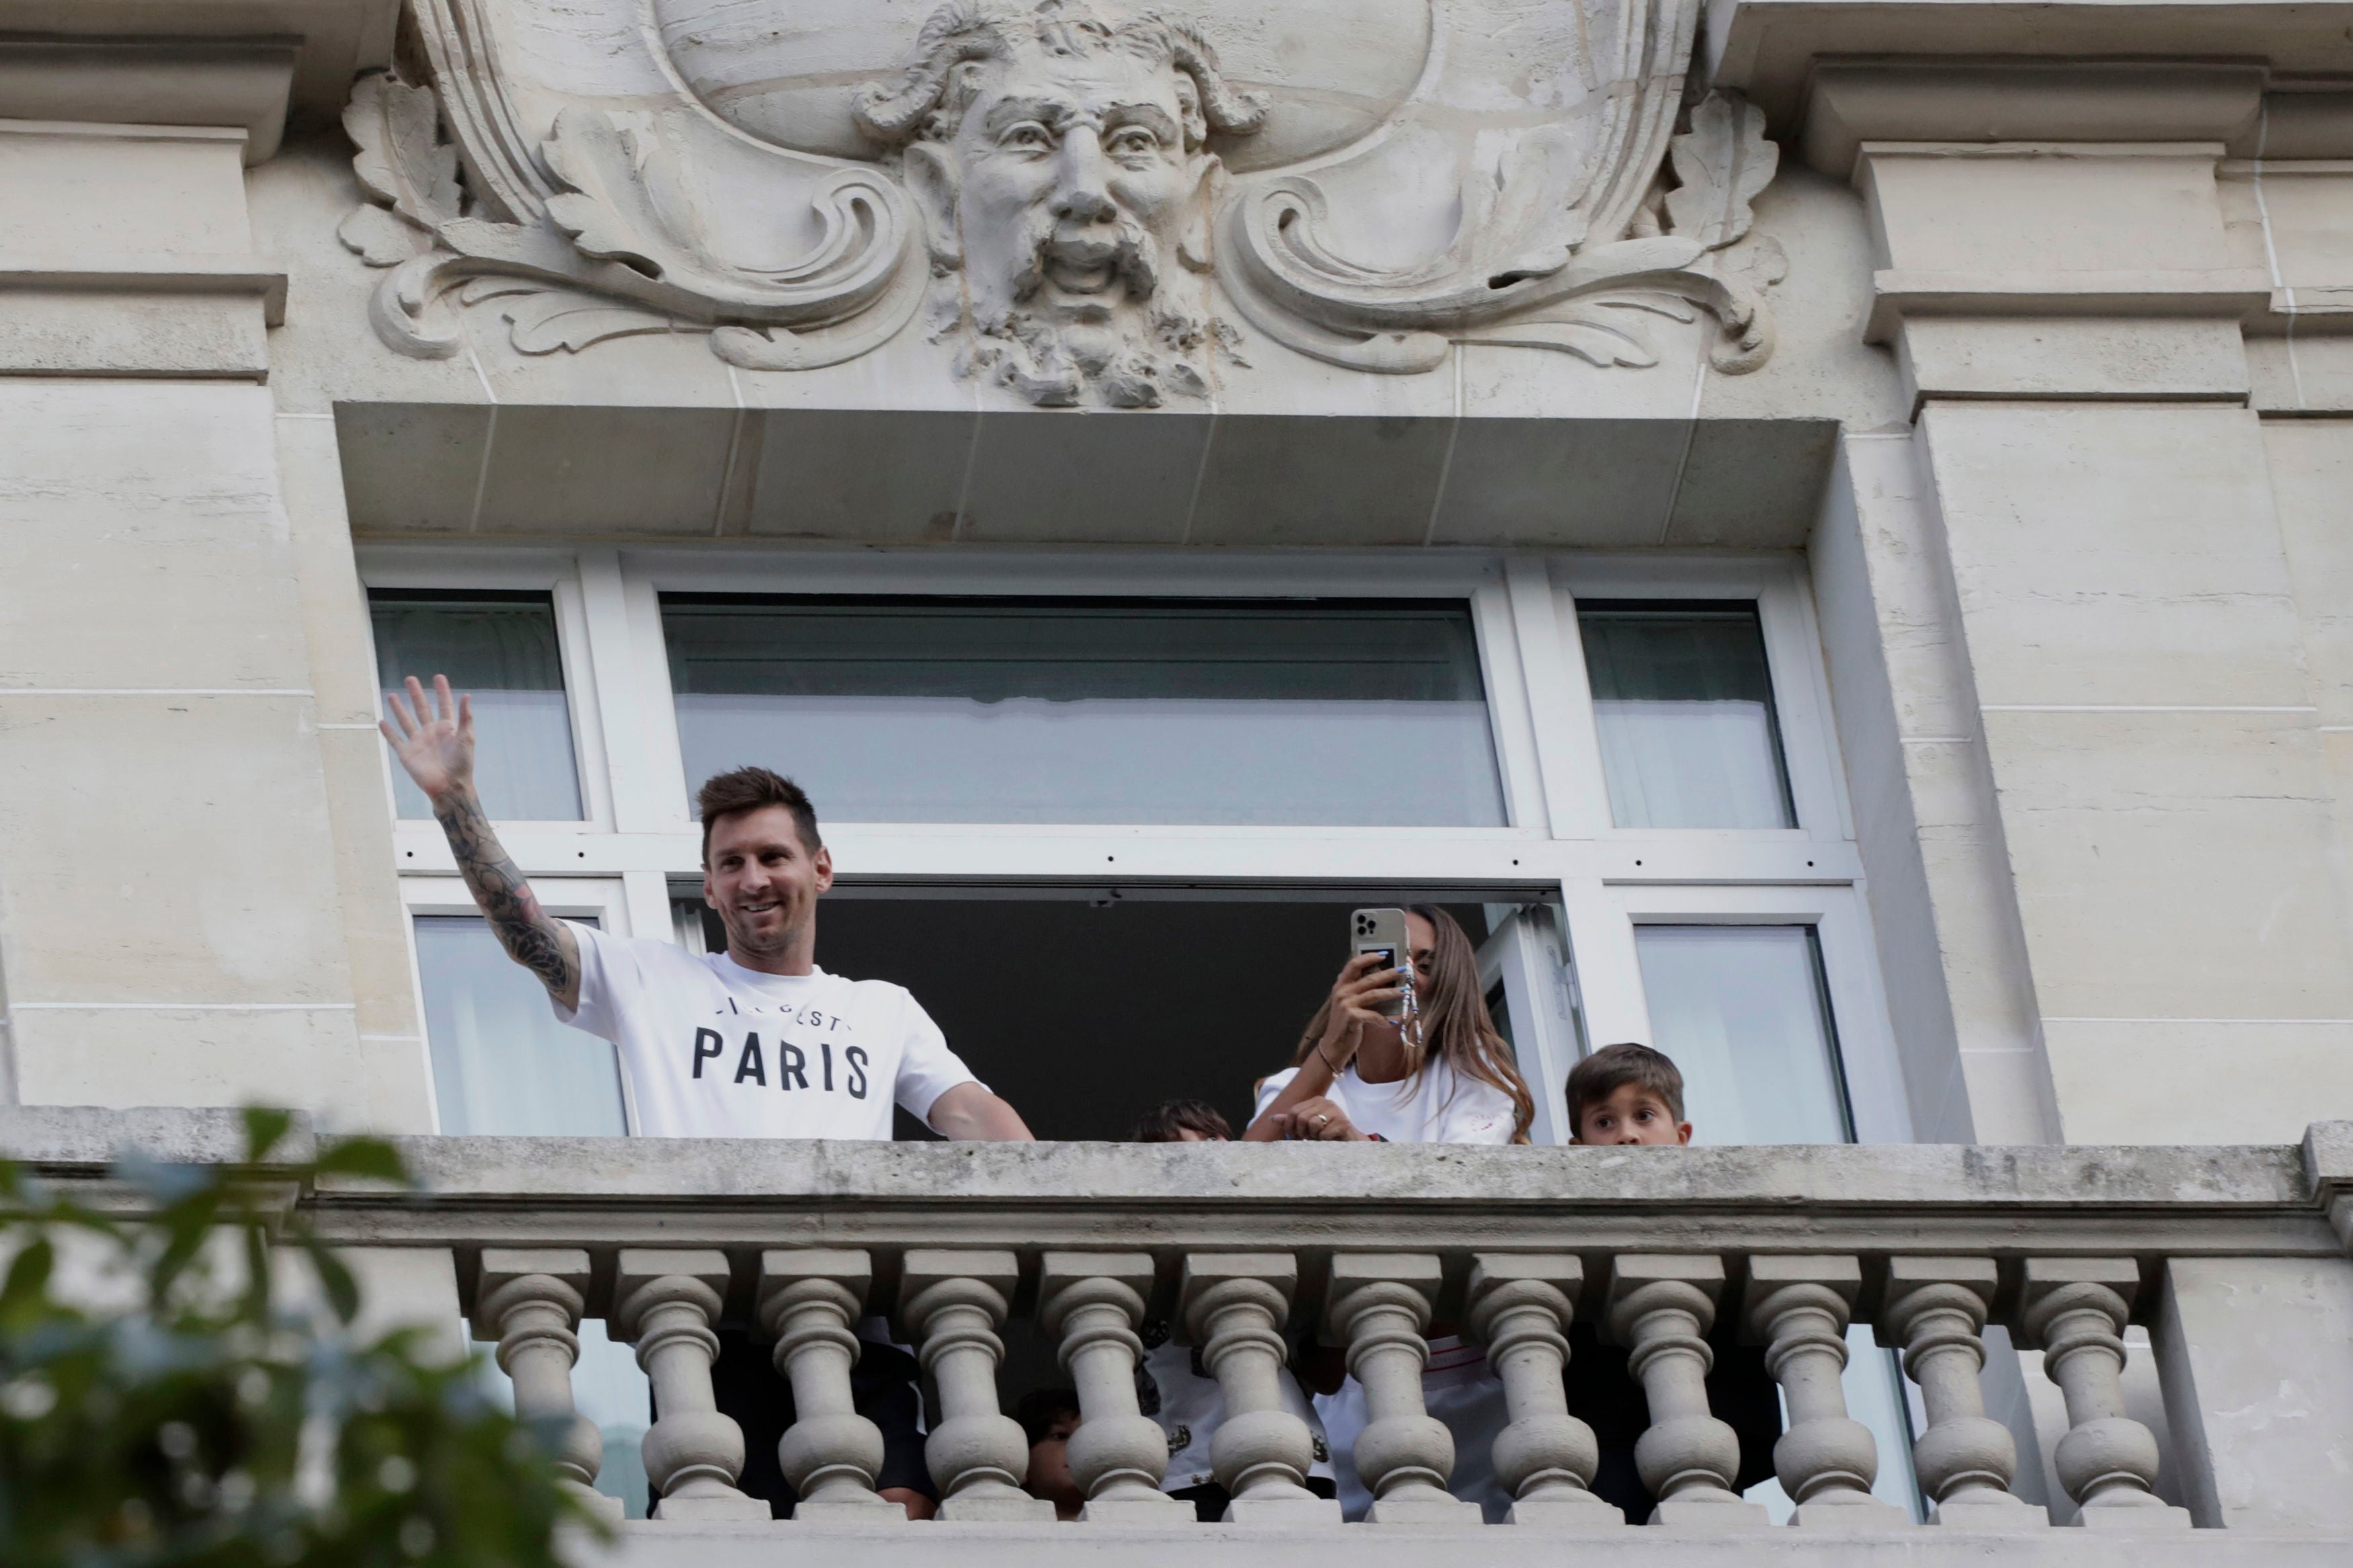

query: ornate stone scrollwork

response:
[336,0,1784,390]
[1217,34,1780,376]
[338,17,924,367]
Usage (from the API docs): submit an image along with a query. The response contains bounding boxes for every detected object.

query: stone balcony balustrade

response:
[6,1110,2353,1567]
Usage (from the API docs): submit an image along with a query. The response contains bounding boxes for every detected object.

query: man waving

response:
[381,673,1031,1517]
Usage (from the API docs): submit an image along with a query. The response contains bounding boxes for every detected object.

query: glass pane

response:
[1579,603,1795,829]
[414,915,625,1137]
[661,597,1507,826]
[475,1320,649,1518]
[1631,925,1849,1146]
[370,591,583,821]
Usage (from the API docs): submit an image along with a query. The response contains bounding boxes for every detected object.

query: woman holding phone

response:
[1243,905,1534,1520]
[1244,905,1532,1147]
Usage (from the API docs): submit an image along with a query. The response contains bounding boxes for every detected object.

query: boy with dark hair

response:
[1016,1389,1086,1522]
[1563,1042,1780,1522]
[1129,1097,1232,1143]
[1565,1042,1693,1147]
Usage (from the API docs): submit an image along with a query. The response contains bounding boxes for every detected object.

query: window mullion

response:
[1502,556,1607,839]
[577,547,664,833]
[1560,878,1648,1049]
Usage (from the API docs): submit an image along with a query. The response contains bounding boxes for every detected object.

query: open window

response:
[676,887,1581,1144]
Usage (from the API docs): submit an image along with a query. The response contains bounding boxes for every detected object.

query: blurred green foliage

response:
[0,1108,604,1568]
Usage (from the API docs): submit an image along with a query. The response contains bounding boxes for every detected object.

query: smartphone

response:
[1351,907,1410,1020]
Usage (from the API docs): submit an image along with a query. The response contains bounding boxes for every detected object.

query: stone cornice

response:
[0,0,397,147]
[1705,0,2353,142]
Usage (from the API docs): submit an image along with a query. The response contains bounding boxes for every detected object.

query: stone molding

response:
[0,0,397,126]
[0,39,298,164]
[1710,0,2353,132]
[6,1110,2344,1260]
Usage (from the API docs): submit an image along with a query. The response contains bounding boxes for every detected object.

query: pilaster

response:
[0,5,412,1127]
[1807,61,2353,1145]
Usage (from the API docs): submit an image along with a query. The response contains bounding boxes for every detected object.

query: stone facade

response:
[5,0,2352,1145]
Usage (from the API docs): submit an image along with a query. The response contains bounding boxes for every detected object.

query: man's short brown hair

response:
[1130,1098,1232,1143]
[1566,1042,1686,1132]
[696,768,822,864]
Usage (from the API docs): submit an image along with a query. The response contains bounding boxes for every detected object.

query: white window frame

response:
[358,548,616,835]
[1566,881,1911,1145]
[361,542,1895,1148]
[398,874,638,1134]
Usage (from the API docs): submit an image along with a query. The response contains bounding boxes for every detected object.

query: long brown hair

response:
[1289,904,1536,1143]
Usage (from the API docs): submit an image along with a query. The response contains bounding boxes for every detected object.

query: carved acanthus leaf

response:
[342,72,924,370]
[344,74,462,231]
[336,204,422,267]
[497,289,681,355]
[1665,93,1778,251]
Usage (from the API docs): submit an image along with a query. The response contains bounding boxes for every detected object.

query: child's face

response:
[1027,1413,1082,1503]
[1572,1083,1693,1146]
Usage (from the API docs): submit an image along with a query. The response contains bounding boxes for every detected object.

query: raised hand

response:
[379,673,474,804]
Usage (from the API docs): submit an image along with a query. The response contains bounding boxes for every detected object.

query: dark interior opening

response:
[692,894,1496,1142]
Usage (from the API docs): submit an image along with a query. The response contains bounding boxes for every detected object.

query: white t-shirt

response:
[1146,1339,1332,1493]
[1253,1058,1517,1145]
[554,922,981,1141]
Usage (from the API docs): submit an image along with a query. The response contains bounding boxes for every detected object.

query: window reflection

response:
[413,914,624,1137]
[371,590,583,821]
[660,596,1507,826]
[1580,603,1795,829]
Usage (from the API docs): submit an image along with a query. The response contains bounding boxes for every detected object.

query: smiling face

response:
[947,45,1205,326]
[701,804,834,967]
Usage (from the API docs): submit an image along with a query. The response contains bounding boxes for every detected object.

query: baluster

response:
[899,1249,1055,1521]
[1745,1255,1905,1528]
[613,1249,768,1522]
[757,1250,900,1520]
[1326,1254,1482,1524]
[1039,1252,1187,1521]
[474,1249,623,1524]
[1179,1253,1338,1524]
[1879,1256,2046,1528]
[2018,1260,2190,1530]
[1464,1254,1620,1526]
[1604,1254,1767,1528]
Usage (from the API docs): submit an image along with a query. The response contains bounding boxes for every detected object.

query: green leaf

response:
[1,1234,54,1313]
[309,1246,362,1326]
[313,1140,409,1187]
[243,1107,297,1163]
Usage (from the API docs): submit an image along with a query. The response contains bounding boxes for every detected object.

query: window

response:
[1633,925,1848,1146]
[363,548,1889,1176]
[370,589,584,821]
[660,596,1506,826]
[413,915,625,1137]
[1579,602,1794,829]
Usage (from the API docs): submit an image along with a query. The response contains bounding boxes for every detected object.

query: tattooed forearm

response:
[433,786,580,1004]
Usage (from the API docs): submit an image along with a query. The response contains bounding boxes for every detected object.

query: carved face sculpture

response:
[858,2,1265,407]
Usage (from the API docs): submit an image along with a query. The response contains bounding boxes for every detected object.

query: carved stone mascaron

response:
[341,0,1786,407]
